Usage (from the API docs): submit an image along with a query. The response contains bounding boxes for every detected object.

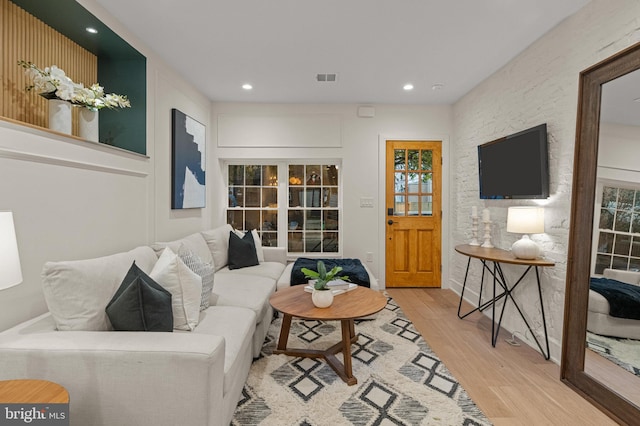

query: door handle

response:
[388,220,395,225]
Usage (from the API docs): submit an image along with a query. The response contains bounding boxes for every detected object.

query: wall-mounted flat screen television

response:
[478,123,549,199]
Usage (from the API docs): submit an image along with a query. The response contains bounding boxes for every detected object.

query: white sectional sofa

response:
[0,224,286,426]
[588,268,640,340]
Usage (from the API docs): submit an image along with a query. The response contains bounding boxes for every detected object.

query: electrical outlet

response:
[366,252,373,262]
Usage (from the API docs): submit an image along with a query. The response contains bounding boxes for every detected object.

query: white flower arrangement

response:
[18,61,131,111]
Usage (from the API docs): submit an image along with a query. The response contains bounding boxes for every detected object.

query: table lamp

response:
[506,206,544,260]
[0,211,22,290]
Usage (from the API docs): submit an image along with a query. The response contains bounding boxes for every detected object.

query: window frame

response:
[224,160,343,259]
[591,179,640,275]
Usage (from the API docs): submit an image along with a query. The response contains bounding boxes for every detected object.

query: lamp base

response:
[511,235,541,260]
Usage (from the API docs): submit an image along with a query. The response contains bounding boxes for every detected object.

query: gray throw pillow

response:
[228,230,259,270]
[178,245,215,310]
[106,262,173,331]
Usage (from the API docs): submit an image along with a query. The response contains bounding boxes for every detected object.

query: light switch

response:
[360,197,374,208]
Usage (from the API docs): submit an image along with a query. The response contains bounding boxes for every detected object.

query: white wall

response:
[209,103,453,282]
[0,0,212,331]
[450,0,640,362]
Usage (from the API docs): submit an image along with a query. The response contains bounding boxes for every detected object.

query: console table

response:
[455,244,555,360]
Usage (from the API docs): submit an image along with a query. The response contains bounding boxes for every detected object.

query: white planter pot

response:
[48,99,71,134]
[311,289,334,308]
[79,108,99,142]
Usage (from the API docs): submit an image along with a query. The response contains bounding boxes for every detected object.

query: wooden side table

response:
[455,244,555,360]
[0,379,68,403]
[269,286,387,385]
[0,379,69,424]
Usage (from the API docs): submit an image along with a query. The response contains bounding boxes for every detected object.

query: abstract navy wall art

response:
[171,109,206,209]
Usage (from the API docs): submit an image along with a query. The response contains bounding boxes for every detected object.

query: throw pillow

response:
[42,246,159,331]
[201,224,234,271]
[177,245,215,310]
[151,247,203,331]
[105,262,173,332]
[251,229,265,263]
[228,230,259,270]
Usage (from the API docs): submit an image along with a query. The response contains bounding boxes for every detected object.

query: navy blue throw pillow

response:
[228,231,259,270]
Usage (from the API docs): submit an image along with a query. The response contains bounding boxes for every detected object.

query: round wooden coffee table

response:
[269,285,387,385]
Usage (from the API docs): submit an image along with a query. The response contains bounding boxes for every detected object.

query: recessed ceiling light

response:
[86,27,98,34]
[242,84,253,90]
[403,83,414,91]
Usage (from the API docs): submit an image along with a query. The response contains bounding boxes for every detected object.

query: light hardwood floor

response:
[386,288,617,426]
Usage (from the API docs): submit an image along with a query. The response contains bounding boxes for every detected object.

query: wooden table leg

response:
[276,313,292,352]
[341,319,355,384]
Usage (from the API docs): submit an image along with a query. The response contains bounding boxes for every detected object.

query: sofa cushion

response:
[178,245,215,310]
[217,262,286,282]
[42,246,159,331]
[212,274,276,323]
[228,231,259,270]
[151,232,214,266]
[190,306,256,396]
[106,262,173,332]
[150,247,202,331]
[201,224,233,271]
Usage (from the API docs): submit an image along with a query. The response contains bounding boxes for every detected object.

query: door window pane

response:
[394,196,405,216]
[408,150,419,170]
[597,232,614,253]
[421,195,433,215]
[394,149,406,170]
[394,173,406,193]
[421,150,432,170]
[323,165,339,185]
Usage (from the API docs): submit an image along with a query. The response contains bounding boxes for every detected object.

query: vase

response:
[48,99,71,134]
[311,289,334,308]
[79,108,99,142]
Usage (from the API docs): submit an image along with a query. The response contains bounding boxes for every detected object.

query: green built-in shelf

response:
[11,0,147,155]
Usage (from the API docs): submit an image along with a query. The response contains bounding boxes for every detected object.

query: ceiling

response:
[94,0,591,105]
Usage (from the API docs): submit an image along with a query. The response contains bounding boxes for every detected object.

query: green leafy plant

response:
[301,260,350,291]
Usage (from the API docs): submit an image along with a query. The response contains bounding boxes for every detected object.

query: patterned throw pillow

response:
[178,245,215,310]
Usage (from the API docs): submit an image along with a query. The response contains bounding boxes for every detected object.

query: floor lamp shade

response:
[0,212,22,289]
[507,207,544,259]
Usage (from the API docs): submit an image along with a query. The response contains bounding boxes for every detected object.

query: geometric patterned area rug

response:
[587,331,640,377]
[232,297,492,425]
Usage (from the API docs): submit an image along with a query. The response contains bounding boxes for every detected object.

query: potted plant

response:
[301,260,350,308]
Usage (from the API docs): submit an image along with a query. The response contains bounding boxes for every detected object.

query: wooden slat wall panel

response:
[1,0,97,135]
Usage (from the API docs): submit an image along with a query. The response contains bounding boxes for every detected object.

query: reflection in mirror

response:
[584,69,640,407]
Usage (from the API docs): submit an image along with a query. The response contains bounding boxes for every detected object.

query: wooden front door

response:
[385,141,442,287]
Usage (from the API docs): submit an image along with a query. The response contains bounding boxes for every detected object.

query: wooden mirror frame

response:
[561,42,640,425]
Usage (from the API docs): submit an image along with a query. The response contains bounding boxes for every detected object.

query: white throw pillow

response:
[251,229,265,263]
[201,224,234,271]
[151,247,203,331]
[42,246,159,331]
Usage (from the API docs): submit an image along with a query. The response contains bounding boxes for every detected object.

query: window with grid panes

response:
[227,165,278,247]
[225,163,341,254]
[287,164,340,254]
[594,185,640,274]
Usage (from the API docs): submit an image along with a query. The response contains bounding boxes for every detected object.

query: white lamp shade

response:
[506,207,545,234]
[0,211,22,289]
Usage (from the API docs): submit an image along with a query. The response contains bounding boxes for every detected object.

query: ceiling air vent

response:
[316,73,338,82]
